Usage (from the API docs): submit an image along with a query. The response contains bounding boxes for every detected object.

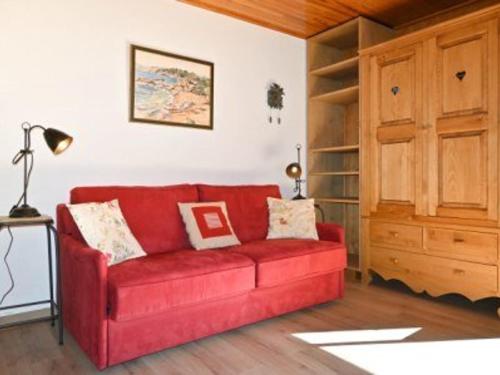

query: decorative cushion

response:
[266,198,318,240]
[178,202,241,250]
[197,184,282,243]
[67,199,146,265]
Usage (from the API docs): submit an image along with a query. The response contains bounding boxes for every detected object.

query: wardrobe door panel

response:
[380,139,414,203]
[440,35,485,115]
[369,45,423,217]
[428,20,498,221]
[440,132,486,207]
[379,54,415,124]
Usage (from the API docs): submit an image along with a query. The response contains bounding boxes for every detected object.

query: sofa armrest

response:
[316,222,345,245]
[60,234,109,370]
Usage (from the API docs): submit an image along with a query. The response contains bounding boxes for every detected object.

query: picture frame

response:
[129,45,214,130]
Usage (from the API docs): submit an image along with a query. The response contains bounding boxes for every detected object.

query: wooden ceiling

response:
[179,0,491,38]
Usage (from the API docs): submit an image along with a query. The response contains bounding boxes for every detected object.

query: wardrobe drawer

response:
[370,222,422,249]
[371,247,498,300]
[424,228,498,264]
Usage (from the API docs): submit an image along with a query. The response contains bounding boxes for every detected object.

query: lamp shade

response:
[286,162,302,179]
[43,127,73,155]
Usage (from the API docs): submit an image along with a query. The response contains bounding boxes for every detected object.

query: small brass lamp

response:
[285,144,305,200]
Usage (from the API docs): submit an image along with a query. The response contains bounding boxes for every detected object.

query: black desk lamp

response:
[286,144,305,200]
[9,122,73,218]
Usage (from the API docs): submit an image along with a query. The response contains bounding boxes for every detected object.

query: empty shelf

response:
[309,56,359,78]
[315,197,360,204]
[309,171,359,176]
[310,85,359,104]
[309,19,359,49]
[310,144,359,153]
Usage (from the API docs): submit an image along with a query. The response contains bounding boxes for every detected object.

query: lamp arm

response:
[12,123,44,164]
[28,124,46,133]
[10,124,45,161]
[27,124,46,149]
[19,122,45,150]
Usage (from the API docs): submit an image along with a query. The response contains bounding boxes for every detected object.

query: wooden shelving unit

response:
[347,254,359,270]
[307,18,393,272]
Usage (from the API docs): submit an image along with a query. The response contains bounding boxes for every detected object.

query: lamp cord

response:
[0,228,15,305]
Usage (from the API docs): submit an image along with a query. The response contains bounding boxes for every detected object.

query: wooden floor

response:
[1,278,499,375]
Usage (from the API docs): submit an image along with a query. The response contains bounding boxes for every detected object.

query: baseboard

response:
[0,307,49,326]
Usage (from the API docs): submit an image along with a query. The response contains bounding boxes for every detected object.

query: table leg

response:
[49,225,64,345]
[46,225,55,327]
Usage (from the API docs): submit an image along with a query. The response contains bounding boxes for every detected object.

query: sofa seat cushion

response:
[108,250,255,321]
[229,239,346,288]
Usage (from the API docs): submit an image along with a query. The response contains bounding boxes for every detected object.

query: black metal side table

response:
[0,215,63,344]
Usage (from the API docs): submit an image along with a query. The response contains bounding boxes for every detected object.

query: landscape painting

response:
[130,45,214,129]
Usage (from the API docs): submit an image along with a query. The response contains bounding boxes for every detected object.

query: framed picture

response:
[130,45,214,129]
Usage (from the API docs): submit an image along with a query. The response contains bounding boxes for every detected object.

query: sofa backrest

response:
[61,185,199,254]
[197,184,281,243]
[58,183,282,253]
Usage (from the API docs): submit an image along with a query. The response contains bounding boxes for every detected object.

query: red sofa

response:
[57,184,346,369]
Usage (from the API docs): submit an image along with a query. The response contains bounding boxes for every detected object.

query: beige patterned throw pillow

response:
[67,200,146,265]
[267,197,318,240]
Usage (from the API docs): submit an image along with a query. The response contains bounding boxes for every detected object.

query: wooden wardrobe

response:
[360,5,500,315]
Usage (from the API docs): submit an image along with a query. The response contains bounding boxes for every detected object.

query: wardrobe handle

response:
[456,71,466,81]
[391,86,400,95]
[453,236,465,243]
[389,231,399,238]
[390,257,399,265]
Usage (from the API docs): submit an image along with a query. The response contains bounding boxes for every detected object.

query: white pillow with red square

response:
[178,201,240,250]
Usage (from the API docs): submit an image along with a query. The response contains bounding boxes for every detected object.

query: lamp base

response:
[292,194,306,200]
[9,204,41,218]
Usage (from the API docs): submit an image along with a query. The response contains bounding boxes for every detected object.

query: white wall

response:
[0,0,306,314]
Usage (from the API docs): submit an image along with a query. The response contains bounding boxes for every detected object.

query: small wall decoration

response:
[130,45,214,130]
[267,82,285,124]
